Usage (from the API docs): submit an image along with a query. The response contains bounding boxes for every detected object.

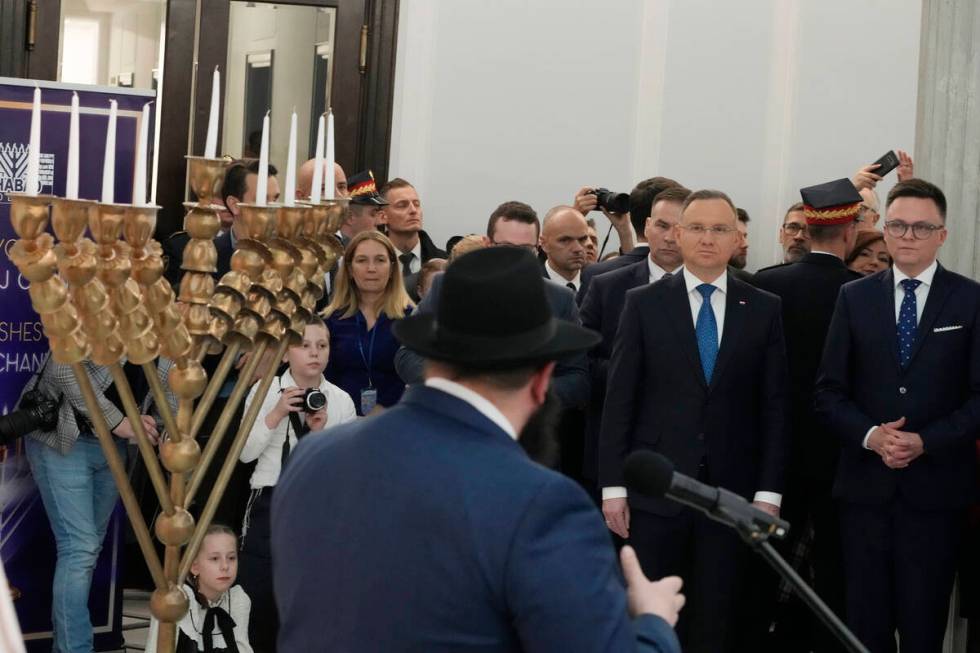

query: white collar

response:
[647,257,672,282]
[893,260,938,289]
[683,267,728,295]
[279,368,328,392]
[424,377,518,440]
[544,260,581,288]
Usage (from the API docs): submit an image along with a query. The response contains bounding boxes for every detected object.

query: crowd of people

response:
[12,144,980,653]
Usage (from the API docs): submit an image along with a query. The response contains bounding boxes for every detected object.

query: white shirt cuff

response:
[753,491,782,508]
[862,425,877,450]
[602,486,628,500]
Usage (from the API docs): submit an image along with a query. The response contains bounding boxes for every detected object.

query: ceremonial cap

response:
[800,178,863,226]
[348,170,388,206]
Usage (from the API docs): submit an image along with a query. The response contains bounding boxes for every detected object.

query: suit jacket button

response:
[899,386,907,394]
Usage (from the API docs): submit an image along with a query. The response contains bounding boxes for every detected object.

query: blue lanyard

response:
[357,313,378,388]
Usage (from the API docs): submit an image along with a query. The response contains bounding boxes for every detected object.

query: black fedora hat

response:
[393,248,600,369]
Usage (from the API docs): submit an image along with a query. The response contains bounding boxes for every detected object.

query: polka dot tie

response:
[695,284,719,383]
[897,278,922,368]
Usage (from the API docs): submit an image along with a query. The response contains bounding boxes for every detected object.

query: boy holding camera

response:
[238,316,356,651]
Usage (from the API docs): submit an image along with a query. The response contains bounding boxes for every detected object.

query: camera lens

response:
[594,188,631,214]
[303,388,327,412]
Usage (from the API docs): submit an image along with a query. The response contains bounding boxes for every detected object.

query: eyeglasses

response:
[679,224,738,236]
[782,223,809,237]
[883,220,944,240]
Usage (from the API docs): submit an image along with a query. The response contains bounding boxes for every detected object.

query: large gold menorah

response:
[8,156,346,652]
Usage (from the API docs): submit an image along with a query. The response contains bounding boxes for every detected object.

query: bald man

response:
[297,160,349,201]
[540,206,591,293]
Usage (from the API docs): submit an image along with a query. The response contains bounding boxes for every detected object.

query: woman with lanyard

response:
[322,230,414,415]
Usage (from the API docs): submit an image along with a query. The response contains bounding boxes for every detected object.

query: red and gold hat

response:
[800,178,863,226]
[348,170,388,206]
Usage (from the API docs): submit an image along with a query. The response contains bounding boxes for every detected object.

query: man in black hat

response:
[341,170,388,247]
[750,178,863,652]
[272,247,685,652]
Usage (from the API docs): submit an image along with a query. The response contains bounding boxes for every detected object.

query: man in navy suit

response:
[272,247,685,652]
[815,179,980,652]
[579,186,690,490]
[600,189,790,652]
[576,177,682,302]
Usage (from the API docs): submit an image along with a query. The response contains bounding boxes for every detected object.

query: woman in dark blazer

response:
[322,231,414,415]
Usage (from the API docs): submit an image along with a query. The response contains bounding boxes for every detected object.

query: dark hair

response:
[629,176,682,234]
[435,362,542,390]
[418,258,447,291]
[783,202,805,223]
[378,177,414,199]
[680,189,737,217]
[808,223,851,242]
[651,186,692,209]
[845,230,889,267]
[445,235,464,254]
[487,201,540,239]
[221,158,279,208]
[886,178,947,221]
[586,217,596,229]
[736,207,750,224]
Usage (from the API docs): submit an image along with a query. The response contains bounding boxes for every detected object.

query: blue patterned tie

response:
[897,278,922,367]
[695,284,719,382]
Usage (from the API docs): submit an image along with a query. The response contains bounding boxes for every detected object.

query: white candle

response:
[310,113,325,204]
[151,20,165,205]
[132,102,151,206]
[256,111,270,206]
[204,66,220,158]
[25,87,41,196]
[325,109,335,200]
[66,92,79,200]
[283,109,297,207]
[101,100,118,204]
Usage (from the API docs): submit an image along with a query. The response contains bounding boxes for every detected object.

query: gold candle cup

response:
[185,155,228,207]
[51,197,96,243]
[9,193,54,240]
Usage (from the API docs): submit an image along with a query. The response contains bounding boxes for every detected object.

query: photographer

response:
[238,316,356,652]
[22,355,171,653]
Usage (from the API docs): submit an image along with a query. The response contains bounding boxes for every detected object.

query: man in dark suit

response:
[273,247,685,652]
[539,206,591,293]
[378,177,447,301]
[815,179,980,652]
[600,189,790,652]
[579,186,690,491]
[752,179,863,651]
[162,159,280,289]
[576,177,682,302]
[395,201,589,413]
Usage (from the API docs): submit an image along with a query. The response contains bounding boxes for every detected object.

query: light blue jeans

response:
[25,435,124,653]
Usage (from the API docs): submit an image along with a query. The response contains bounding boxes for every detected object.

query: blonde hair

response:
[322,230,414,320]
[448,234,487,263]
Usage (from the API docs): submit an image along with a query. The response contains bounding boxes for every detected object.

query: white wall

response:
[389,0,922,269]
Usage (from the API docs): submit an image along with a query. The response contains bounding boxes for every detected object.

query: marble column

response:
[915,0,980,278]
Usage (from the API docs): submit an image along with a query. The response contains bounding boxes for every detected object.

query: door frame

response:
[156,0,399,237]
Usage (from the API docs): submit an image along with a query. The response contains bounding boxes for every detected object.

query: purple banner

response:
[0,77,155,651]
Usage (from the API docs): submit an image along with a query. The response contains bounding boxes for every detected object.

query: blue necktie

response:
[695,284,719,382]
[897,278,922,367]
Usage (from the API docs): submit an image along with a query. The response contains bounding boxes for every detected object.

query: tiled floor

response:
[121,589,152,651]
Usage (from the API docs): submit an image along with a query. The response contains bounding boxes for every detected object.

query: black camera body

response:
[590,188,630,215]
[0,388,61,446]
[301,388,327,413]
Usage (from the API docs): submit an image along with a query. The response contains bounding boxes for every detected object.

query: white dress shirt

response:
[647,258,674,284]
[146,585,253,653]
[425,377,517,439]
[861,260,938,449]
[544,260,582,292]
[604,267,781,507]
[398,240,423,274]
[240,369,358,489]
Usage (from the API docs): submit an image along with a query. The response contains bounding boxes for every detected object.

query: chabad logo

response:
[0,143,55,196]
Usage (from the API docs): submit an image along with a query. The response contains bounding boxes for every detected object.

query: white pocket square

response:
[933,325,963,332]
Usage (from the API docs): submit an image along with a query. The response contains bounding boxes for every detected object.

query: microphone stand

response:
[719,505,869,653]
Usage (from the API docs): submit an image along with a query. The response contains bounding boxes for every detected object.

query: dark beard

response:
[518,390,560,467]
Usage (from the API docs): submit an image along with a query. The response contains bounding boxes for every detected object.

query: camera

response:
[589,188,630,214]
[0,388,60,446]
[301,388,327,413]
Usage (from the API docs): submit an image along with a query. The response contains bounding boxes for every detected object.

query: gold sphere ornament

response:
[160,437,202,474]
[154,507,196,546]
[168,360,207,399]
[149,585,189,622]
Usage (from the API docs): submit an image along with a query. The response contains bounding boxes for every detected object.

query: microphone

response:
[624,450,789,540]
